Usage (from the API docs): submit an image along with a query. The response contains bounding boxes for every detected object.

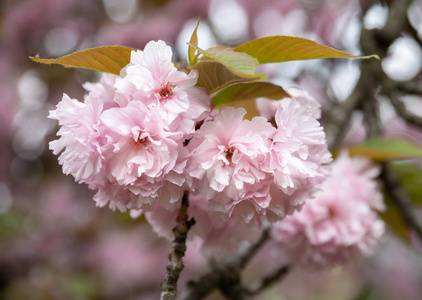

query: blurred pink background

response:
[1,0,422,299]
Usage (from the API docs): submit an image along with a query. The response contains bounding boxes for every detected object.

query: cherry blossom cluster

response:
[49,40,331,238]
[271,153,385,268]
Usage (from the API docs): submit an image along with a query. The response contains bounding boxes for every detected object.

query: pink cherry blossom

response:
[98,100,188,210]
[187,92,330,225]
[261,90,332,220]
[271,153,385,268]
[49,93,105,184]
[267,98,328,193]
[49,41,211,213]
[255,87,321,123]
[255,97,280,121]
[187,106,276,224]
[83,73,119,110]
[115,40,210,135]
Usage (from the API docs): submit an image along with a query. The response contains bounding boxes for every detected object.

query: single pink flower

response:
[255,87,321,121]
[115,40,210,134]
[49,93,105,184]
[187,106,276,224]
[98,100,188,210]
[272,153,385,268]
[83,73,119,110]
[50,41,209,213]
[261,94,331,220]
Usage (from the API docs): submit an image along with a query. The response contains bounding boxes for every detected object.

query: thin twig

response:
[399,81,422,96]
[358,43,422,242]
[325,80,365,151]
[375,0,413,44]
[387,92,422,128]
[245,265,290,296]
[161,191,195,300]
[237,223,271,268]
[378,77,422,129]
[362,91,381,137]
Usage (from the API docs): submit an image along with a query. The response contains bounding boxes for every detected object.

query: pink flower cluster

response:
[271,153,385,268]
[50,40,331,239]
[50,41,209,212]
[136,88,331,253]
[186,92,331,227]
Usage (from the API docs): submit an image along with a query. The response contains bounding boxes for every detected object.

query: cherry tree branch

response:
[177,1,418,298]
[245,265,290,296]
[377,77,422,128]
[237,223,271,268]
[397,81,422,96]
[358,13,422,242]
[325,0,415,150]
[181,226,271,300]
[328,0,422,245]
[325,73,366,151]
[375,0,413,43]
[387,92,422,128]
[161,191,195,300]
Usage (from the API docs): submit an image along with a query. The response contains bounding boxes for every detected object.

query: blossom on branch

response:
[263,95,331,220]
[140,194,261,255]
[271,153,385,268]
[98,101,189,210]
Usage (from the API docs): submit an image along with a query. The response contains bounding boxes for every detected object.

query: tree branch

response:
[161,191,195,300]
[245,265,290,296]
[398,81,422,96]
[325,82,365,151]
[387,92,422,128]
[237,223,271,268]
[376,0,413,44]
[181,226,271,300]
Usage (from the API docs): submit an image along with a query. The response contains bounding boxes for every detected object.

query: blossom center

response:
[326,206,338,219]
[225,146,236,164]
[129,132,149,149]
[158,82,174,100]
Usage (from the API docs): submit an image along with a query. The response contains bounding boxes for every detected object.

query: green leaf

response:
[30,45,137,75]
[348,137,422,161]
[211,82,290,107]
[234,36,380,64]
[391,162,422,205]
[191,61,267,94]
[189,19,200,66]
[189,43,259,75]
